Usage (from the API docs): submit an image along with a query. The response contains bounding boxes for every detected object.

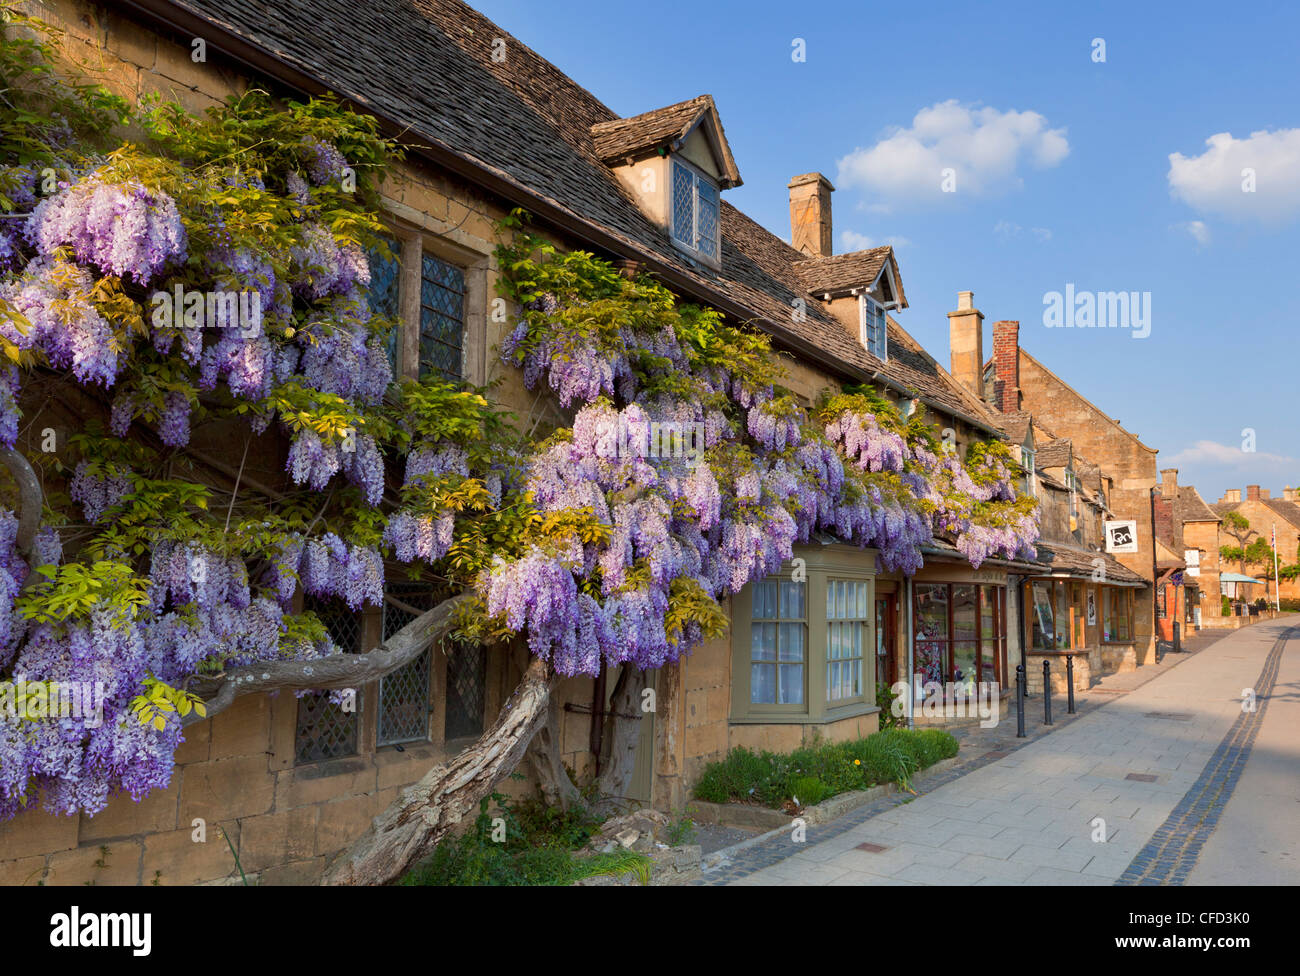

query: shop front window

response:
[1103,588,1133,642]
[913,582,1005,690]
[1029,580,1083,650]
[914,583,949,686]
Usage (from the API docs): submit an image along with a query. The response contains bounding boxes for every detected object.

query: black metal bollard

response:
[1174,622,1181,653]
[1016,664,1026,738]
[1066,654,1076,714]
[1042,659,1053,725]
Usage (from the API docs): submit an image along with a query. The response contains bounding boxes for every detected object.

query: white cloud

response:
[1164,440,1295,466]
[1176,220,1210,246]
[994,221,1052,242]
[837,100,1069,203]
[1168,128,1300,220]
[840,230,911,251]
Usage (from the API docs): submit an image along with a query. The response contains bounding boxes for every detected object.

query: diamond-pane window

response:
[367,236,401,372]
[670,159,720,263]
[295,597,363,764]
[377,583,436,746]
[419,253,464,381]
[672,161,695,245]
[697,181,718,258]
[445,642,486,740]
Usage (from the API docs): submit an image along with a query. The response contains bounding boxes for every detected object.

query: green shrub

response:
[399,791,645,886]
[690,727,959,808]
[789,775,833,807]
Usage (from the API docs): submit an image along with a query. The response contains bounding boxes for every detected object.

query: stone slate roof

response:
[1034,543,1147,584]
[1037,438,1073,469]
[1263,498,1300,528]
[157,0,1001,433]
[881,318,1004,429]
[795,246,908,307]
[1172,486,1220,524]
[1215,495,1300,529]
[589,94,741,186]
[997,410,1033,446]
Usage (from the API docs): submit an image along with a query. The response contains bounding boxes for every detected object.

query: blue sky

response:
[473,0,1300,502]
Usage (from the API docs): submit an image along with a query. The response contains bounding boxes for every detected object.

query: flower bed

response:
[691,728,958,809]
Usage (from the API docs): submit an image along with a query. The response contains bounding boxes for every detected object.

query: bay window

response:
[732,547,877,722]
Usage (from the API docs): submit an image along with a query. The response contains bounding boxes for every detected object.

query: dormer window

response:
[671,158,720,264]
[860,294,888,362]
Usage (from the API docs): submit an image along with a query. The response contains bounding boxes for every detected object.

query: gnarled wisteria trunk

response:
[322,655,555,886]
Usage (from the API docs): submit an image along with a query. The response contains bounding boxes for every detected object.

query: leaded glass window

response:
[445,641,486,740]
[419,252,464,381]
[367,235,401,372]
[295,596,362,764]
[670,159,721,263]
[377,582,435,746]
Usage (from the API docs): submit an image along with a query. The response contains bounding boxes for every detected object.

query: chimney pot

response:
[787,173,834,258]
[957,291,974,311]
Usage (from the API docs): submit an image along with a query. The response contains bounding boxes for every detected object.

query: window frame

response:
[368,210,488,387]
[669,156,721,267]
[860,294,889,362]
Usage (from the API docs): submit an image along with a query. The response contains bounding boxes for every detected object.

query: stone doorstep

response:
[692,755,964,838]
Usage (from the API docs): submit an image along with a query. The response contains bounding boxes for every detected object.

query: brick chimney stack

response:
[1153,493,1174,545]
[947,292,985,402]
[1247,485,1262,501]
[788,173,834,258]
[991,319,1020,413]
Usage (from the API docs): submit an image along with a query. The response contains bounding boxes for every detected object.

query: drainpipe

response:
[1149,487,1159,656]
[905,577,915,729]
